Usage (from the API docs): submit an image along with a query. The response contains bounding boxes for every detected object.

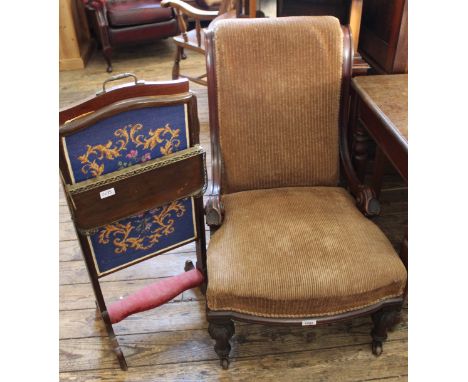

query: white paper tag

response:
[301,319,317,326]
[100,188,116,199]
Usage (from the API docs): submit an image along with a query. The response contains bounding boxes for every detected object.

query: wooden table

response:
[350,74,408,194]
[350,74,408,266]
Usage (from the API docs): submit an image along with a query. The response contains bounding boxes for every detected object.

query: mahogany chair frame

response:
[59,76,207,370]
[204,25,407,369]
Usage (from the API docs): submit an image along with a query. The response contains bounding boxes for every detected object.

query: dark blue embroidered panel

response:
[64,104,188,183]
[89,197,196,275]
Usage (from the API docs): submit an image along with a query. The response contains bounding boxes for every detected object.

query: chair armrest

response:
[83,0,105,12]
[205,184,224,227]
[161,0,219,20]
[83,0,109,27]
[339,24,380,218]
[340,137,381,217]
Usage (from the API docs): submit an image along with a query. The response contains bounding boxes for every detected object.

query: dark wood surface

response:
[276,0,370,75]
[358,0,408,74]
[59,42,407,380]
[70,153,205,231]
[59,77,189,125]
[278,0,351,23]
[351,74,408,182]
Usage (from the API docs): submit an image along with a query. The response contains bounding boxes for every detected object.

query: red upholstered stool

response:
[83,0,179,72]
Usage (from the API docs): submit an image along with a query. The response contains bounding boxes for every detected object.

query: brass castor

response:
[221,357,229,370]
[372,340,383,356]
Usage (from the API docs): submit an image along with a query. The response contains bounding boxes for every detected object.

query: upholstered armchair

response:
[204,17,408,369]
[83,0,180,72]
[161,0,237,85]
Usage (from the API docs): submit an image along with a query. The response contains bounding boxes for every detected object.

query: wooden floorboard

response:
[60,41,407,381]
[60,340,408,382]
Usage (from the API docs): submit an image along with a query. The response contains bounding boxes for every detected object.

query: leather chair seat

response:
[206,187,407,318]
[107,0,174,28]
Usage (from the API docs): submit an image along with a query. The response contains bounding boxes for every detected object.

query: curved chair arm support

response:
[340,134,380,217]
[83,0,106,15]
[340,25,380,217]
[205,184,224,227]
[83,0,111,47]
[161,0,219,20]
[340,116,380,217]
[204,27,225,228]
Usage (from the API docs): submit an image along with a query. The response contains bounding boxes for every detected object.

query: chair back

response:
[206,16,345,193]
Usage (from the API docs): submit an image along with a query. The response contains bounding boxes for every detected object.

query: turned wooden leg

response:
[371,306,401,356]
[352,119,371,183]
[208,320,235,369]
[349,89,371,182]
[172,46,182,80]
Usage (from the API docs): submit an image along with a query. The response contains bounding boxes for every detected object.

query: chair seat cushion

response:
[107,0,174,28]
[206,187,407,318]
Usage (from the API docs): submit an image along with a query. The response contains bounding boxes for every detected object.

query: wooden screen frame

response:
[59,78,207,370]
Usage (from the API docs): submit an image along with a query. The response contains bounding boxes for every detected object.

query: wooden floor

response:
[59,40,408,382]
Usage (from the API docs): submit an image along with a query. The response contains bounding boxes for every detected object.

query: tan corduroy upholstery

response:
[213,17,343,193]
[206,17,407,318]
[207,188,407,317]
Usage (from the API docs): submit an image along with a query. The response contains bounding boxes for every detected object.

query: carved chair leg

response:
[172,46,182,80]
[371,305,402,356]
[208,320,235,369]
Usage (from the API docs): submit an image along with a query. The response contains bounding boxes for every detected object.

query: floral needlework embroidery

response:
[78,123,180,177]
[97,201,186,254]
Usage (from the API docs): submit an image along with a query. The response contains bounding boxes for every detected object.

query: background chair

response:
[83,0,180,72]
[161,0,238,85]
[204,17,408,369]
